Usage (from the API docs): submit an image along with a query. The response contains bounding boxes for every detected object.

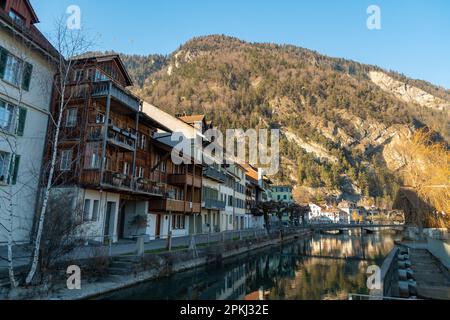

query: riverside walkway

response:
[409,248,450,300]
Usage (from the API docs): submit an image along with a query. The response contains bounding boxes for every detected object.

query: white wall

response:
[77,189,120,243]
[122,200,148,239]
[0,29,55,243]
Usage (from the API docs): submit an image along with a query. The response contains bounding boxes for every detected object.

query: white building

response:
[0,1,57,243]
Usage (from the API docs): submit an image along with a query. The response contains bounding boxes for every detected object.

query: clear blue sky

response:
[31,0,450,88]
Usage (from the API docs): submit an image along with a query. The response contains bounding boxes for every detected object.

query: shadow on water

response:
[98,230,403,300]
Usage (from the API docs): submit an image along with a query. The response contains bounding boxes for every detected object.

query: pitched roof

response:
[178,115,206,125]
[0,8,60,61]
[71,53,134,86]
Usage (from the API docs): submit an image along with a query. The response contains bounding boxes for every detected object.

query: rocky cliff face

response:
[121,35,449,203]
[369,71,449,111]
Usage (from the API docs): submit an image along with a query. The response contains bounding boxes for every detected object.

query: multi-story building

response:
[229,163,247,230]
[271,185,294,203]
[177,115,226,234]
[0,0,58,243]
[244,164,265,229]
[149,133,203,239]
[47,53,203,242]
[338,200,363,223]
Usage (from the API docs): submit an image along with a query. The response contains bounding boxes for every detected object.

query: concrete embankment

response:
[47,229,312,300]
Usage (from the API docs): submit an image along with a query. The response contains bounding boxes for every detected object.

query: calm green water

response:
[100,230,402,300]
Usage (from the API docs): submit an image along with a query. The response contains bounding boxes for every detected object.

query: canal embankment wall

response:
[12,228,312,300]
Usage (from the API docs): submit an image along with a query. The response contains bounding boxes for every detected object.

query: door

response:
[104,201,117,241]
[156,214,161,239]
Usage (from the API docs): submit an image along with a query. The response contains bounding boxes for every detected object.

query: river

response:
[99,230,403,300]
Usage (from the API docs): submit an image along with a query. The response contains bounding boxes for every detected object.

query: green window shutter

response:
[16,107,27,136]
[21,62,33,91]
[7,155,20,185]
[0,47,7,79]
[11,155,20,185]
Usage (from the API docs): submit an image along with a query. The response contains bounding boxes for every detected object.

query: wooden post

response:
[167,230,172,252]
[99,81,112,186]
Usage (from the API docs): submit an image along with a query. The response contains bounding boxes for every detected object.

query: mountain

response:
[120,35,450,206]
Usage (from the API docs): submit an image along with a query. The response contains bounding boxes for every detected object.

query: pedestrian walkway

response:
[0,228,270,272]
[409,249,450,300]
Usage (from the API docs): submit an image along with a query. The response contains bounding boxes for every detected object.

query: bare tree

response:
[26,18,93,285]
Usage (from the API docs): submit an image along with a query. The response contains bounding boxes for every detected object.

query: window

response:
[60,149,73,171]
[8,10,25,26]
[138,167,145,178]
[92,200,100,221]
[96,112,105,124]
[228,195,233,207]
[83,199,91,221]
[0,100,15,132]
[94,69,109,82]
[140,134,147,150]
[0,47,33,90]
[84,142,101,169]
[66,108,77,128]
[123,162,130,175]
[172,215,186,230]
[74,70,84,83]
[0,152,20,185]
[0,151,10,184]
[161,160,166,173]
[3,53,20,86]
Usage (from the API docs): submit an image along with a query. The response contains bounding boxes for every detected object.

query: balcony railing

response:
[134,178,164,196]
[87,124,104,141]
[203,198,226,210]
[167,174,202,188]
[149,199,201,213]
[91,81,140,112]
[103,171,133,191]
[203,166,226,182]
[107,126,136,151]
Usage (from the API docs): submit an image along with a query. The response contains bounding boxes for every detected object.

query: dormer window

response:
[9,9,25,27]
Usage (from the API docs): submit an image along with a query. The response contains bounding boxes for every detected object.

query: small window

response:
[96,113,105,124]
[66,108,78,128]
[74,70,84,83]
[0,151,11,184]
[3,54,21,86]
[92,200,100,221]
[8,10,25,26]
[138,167,145,178]
[60,149,73,171]
[123,162,130,175]
[83,199,91,221]
[161,160,166,173]
[140,134,147,150]
[0,100,15,132]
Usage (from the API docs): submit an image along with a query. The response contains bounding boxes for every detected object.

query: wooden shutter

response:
[21,62,33,91]
[11,155,20,185]
[7,155,20,185]
[16,107,27,136]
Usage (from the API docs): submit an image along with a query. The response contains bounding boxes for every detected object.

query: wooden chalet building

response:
[48,53,202,242]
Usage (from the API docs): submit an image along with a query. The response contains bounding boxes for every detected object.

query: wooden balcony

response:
[149,199,201,213]
[107,125,136,152]
[167,174,202,188]
[91,81,141,112]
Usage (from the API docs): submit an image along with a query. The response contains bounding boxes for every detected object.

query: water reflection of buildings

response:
[216,264,249,300]
[103,231,402,300]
